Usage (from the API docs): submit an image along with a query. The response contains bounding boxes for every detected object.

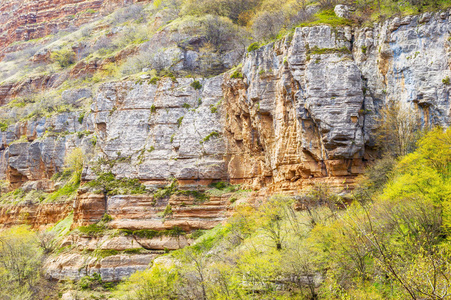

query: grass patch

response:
[87,172,147,195]
[308,46,351,55]
[247,42,260,52]
[121,226,186,239]
[300,9,354,28]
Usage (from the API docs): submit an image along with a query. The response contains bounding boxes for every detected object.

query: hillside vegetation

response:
[112,127,451,299]
[1,0,450,129]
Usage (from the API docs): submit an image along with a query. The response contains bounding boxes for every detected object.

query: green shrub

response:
[230,70,243,79]
[153,178,178,200]
[78,223,106,236]
[101,213,113,222]
[87,172,147,195]
[149,76,160,85]
[299,9,354,28]
[177,116,184,128]
[51,48,76,68]
[162,204,173,217]
[78,112,85,124]
[190,80,202,90]
[247,42,260,52]
[122,227,185,239]
[0,122,8,132]
[79,273,103,290]
[201,131,220,143]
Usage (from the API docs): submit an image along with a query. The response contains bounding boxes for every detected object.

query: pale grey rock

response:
[334,5,352,19]
[354,9,451,128]
[61,88,92,107]
[88,76,225,182]
[44,253,156,282]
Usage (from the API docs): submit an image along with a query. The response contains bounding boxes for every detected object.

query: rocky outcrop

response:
[353,11,451,127]
[85,77,226,183]
[223,26,365,191]
[0,0,145,57]
[44,252,156,281]
[0,201,72,229]
[1,6,451,283]
[0,110,95,186]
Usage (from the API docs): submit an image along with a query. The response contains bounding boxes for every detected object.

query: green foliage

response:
[300,9,354,27]
[201,131,220,143]
[209,100,222,113]
[153,178,209,203]
[113,262,180,299]
[78,223,107,236]
[190,80,202,90]
[153,178,178,200]
[149,76,160,85]
[177,116,184,128]
[0,226,44,299]
[101,213,113,222]
[176,189,210,203]
[247,42,260,52]
[122,226,186,239]
[114,128,451,299]
[87,172,147,195]
[230,70,243,79]
[308,46,351,55]
[78,112,85,124]
[44,181,79,203]
[79,273,103,290]
[443,76,451,85]
[93,249,119,258]
[51,48,76,68]
[162,204,173,217]
[0,122,8,132]
[150,104,157,113]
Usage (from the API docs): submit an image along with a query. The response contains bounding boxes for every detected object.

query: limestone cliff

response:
[0,2,451,282]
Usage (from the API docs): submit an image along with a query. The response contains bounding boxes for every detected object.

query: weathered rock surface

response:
[353,11,451,128]
[0,0,144,57]
[1,8,451,283]
[0,201,72,229]
[44,252,156,281]
[86,77,226,182]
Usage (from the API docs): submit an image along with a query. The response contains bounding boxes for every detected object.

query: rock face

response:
[353,11,451,128]
[86,77,226,183]
[1,7,451,283]
[223,26,366,191]
[0,0,144,57]
[0,201,72,229]
[44,252,157,281]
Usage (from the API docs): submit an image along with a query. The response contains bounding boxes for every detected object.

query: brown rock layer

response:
[0,201,72,229]
[0,0,147,57]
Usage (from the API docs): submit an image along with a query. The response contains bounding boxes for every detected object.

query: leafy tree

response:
[0,226,44,300]
[375,101,421,158]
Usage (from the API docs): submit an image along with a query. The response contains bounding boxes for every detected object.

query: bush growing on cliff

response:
[51,48,76,68]
[87,172,148,195]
